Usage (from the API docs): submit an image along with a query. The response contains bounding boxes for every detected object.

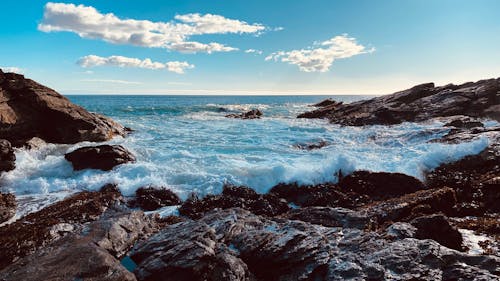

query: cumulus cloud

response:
[78,55,194,74]
[1,66,24,74]
[266,35,374,72]
[39,2,265,53]
[245,49,263,55]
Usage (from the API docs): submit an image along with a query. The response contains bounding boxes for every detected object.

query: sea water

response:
[0,95,491,216]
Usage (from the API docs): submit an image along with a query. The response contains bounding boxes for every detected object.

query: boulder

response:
[297,78,500,125]
[133,186,182,211]
[0,69,126,147]
[269,182,354,208]
[225,109,263,119]
[0,193,16,224]
[339,171,426,201]
[0,184,122,270]
[410,214,464,251]
[65,145,135,171]
[178,184,289,219]
[0,139,15,172]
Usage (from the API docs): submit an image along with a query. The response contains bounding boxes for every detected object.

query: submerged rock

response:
[0,193,16,224]
[0,69,126,147]
[225,109,263,119]
[178,184,289,219]
[298,78,500,124]
[293,140,329,150]
[65,144,135,171]
[0,139,15,173]
[133,186,182,211]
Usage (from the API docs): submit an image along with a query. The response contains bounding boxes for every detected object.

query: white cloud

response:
[1,66,24,74]
[78,55,194,74]
[39,2,265,53]
[266,34,374,72]
[245,49,263,55]
[81,79,142,85]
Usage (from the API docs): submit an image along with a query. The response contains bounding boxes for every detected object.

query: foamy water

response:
[0,95,492,216]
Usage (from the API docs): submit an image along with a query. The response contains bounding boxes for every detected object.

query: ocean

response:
[0,95,491,217]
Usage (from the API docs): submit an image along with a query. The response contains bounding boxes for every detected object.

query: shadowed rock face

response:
[0,139,15,173]
[0,69,126,147]
[298,78,500,125]
[0,193,16,224]
[133,186,182,211]
[65,145,135,171]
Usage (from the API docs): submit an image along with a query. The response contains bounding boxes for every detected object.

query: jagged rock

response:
[132,208,500,281]
[283,206,368,229]
[0,210,158,281]
[0,139,15,173]
[0,184,122,270]
[65,145,135,171]
[269,182,355,208]
[298,100,343,118]
[178,184,289,219]
[133,186,181,211]
[298,78,500,125]
[410,214,464,251]
[311,98,342,107]
[444,117,484,129]
[225,109,263,119]
[0,69,126,146]
[0,193,16,224]
[293,140,329,150]
[339,171,425,201]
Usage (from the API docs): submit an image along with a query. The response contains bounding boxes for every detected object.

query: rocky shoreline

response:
[0,70,499,280]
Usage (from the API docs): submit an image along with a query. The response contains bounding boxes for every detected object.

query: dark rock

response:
[134,186,181,211]
[178,184,289,219]
[311,98,342,107]
[283,206,368,229]
[269,182,355,208]
[410,214,464,251]
[132,208,500,281]
[339,171,426,201]
[225,109,263,119]
[0,185,122,270]
[293,140,329,150]
[0,69,126,147]
[0,193,16,224]
[297,78,500,124]
[444,117,484,129]
[0,210,158,281]
[0,139,15,173]
[65,144,135,171]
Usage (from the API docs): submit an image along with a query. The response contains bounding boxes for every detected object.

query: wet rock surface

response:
[132,186,182,211]
[293,140,329,150]
[225,109,263,119]
[0,193,16,224]
[410,214,464,251]
[0,139,15,173]
[65,144,135,171]
[0,69,126,147]
[298,78,500,124]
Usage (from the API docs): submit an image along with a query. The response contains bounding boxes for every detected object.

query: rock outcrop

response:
[65,145,135,171]
[0,193,16,224]
[298,78,500,125]
[0,139,15,173]
[132,186,181,211]
[226,109,263,119]
[0,69,126,147]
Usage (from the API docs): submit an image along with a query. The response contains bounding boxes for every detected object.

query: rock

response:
[283,206,368,229]
[269,182,355,208]
[0,210,157,281]
[0,69,126,147]
[225,109,263,119]
[444,117,484,129]
[132,208,500,281]
[339,171,426,201]
[297,78,500,125]
[0,193,16,224]
[0,139,15,173]
[293,140,329,150]
[178,184,289,219]
[311,98,342,108]
[65,144,135,171]
[133,186,181,211]
[0,184,122,270]
[410,214,464,251]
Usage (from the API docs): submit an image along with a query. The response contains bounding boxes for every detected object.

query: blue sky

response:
[1,0,499,95]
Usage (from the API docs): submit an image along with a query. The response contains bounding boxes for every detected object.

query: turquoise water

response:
[0,95,490,215]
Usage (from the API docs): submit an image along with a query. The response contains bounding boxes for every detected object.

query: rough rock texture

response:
[0,210,158,281]
[410,214,464,251]
[0,193,16,224]
[293,140,329,150]
[131,208,500,281]
[0,184,122,270]
[269,182,355,208]
[311,98,342,108]
[0,69,126,146]
[298,78,500,124]
[0,139,15,172]
[65,144,135,171]
[133,186,182,211]
[179,184,289,219]
[226,109,263,119]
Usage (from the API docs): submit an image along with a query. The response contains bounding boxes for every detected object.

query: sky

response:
[1,0,500,95]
